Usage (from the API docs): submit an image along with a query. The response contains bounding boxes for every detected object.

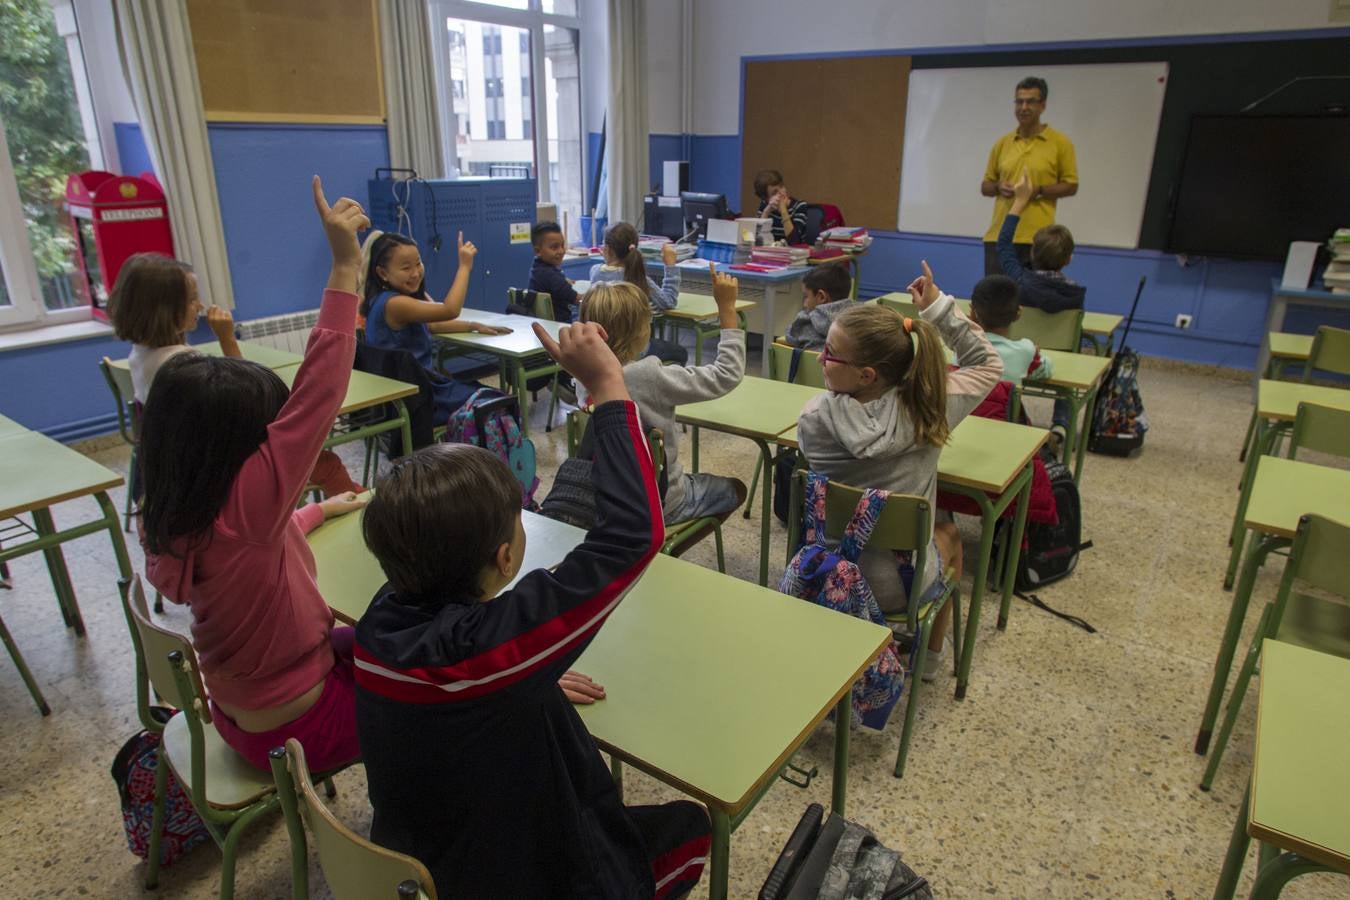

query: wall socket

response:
[1175,313,1193,329]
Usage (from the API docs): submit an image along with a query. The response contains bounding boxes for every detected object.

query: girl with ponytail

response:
[588,222,688,364]
[796,261,1003,678]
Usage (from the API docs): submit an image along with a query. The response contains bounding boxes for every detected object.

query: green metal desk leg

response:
[755,439,772,586]
[1213,780,1251,900]
[96,492,134,580]
[1196,534,1282,756]
[1249,854,1338,900]
[693,322,704,366]
[392,399,413,458]
[32,508,81,635]
[512,362,532,437]
[691,427,700,473]
[955,500,999,700]
[1225,419,1276,590]
[610,757,624,801]
[1072,386,1097,483]
[708,810,732,900]
[831,691,851,814]
[997,467,1035,630]
[0,614,51,716]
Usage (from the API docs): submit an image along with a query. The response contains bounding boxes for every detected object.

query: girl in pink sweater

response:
[139,177,370,770]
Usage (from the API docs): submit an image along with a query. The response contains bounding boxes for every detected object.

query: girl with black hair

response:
[361,230,510,424]
[139,177,370,772]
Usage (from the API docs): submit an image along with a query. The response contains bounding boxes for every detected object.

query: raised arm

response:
[382,232,478,328]
[223,176,365,541]
[909,261,1002,425]
[649,260,681,311]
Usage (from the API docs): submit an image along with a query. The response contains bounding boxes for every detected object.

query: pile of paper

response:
[1327,229,1350,294]
[750,246,810,267]
[819,226,873,251]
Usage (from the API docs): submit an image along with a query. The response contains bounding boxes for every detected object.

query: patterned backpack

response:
[111,710,209,866]
[779,472,904,730]
[445,388,540,508]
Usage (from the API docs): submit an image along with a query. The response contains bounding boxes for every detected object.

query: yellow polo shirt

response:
[982,124,1078,243]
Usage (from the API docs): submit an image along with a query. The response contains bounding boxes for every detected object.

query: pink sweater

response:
[145,289,356,710]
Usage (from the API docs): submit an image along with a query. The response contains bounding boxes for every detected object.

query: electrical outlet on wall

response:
[1175,313,1193,329]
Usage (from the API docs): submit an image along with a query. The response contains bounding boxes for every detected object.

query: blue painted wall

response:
[113,121,154,178]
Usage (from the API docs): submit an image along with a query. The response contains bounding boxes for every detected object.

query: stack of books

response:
[636,237,698,263]
[750,246,810,267]
[1326,229,1350,294]
[818,226,873,252]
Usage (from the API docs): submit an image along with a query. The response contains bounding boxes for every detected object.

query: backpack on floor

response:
[759,803,933,900]
[111,710,209,867]
[998,454,1091,592]
[1089,276,1148,457]
[779,472,904,730]
[445,388,539,508]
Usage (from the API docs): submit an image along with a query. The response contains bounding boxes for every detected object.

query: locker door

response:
[477,178,537,314]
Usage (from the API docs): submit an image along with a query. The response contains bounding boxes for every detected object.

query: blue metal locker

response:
[367,176,536,314]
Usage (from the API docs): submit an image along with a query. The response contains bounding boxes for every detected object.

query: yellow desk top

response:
[432,309,564,360]
[107,340,303,371]
[676,376,824,441]
[1244,456,1350,539]
[271,364,417,416]
[1267,332,1315,361]
[661,292,758,321]
[1031,350,1111,391]
[0,431,124,518]
[1256,380,1350,423]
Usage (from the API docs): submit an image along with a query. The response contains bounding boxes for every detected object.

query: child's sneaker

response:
[1048,424,1067,460]
[921,646,944,683]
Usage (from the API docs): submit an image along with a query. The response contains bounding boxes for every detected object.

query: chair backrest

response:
[878,296,922,320]
[565,407,591,458]
[1287,402,1350,460]
[1008,306,1084,352]
[1270,514,1350,635]
[767,341,827,388]
[119,576,199,731]
[567,408,668,496]
[1303,325,1350,381]
[271,740,437,900]
[506,287,553,320]
[100,357,139,446]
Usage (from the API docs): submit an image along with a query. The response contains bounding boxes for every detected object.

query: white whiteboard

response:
[897,62,1169,249]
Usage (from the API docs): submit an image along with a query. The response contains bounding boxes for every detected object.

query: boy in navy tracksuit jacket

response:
[355,320,709,899]
[529,221,580,323]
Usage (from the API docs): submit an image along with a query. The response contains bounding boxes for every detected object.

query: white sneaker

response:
[921,647,944,683]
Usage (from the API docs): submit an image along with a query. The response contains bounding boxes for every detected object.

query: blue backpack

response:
[445,388,540,508]
[779,472,905,730]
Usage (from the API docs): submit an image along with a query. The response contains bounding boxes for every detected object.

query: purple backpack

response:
[444,388,539,508]
[779,472,904,730]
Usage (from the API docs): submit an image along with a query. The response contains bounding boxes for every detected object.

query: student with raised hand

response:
[581,263,748,527]
[361,229,510,423]
[355,319,710,899]
[588,221,688,364]
[138,176,371,771]
[968,273,1054,388]
[796,261,1002,679]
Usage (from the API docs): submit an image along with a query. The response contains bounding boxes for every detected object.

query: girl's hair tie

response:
[628,243,637,251]
[902,317,914,334]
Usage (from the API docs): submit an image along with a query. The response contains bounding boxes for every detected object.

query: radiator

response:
[234,309,319,352]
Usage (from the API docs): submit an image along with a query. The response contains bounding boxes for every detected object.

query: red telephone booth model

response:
[65,171,174,318]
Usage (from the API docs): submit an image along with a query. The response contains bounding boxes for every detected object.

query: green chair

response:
[1202,513,1350,791]
[99,357,140,532]
[786,470,961,779]
[1240,325,1350,463]
[271,739,436,900]
[877,296,921,320]
[505,287,564,432]
[1008,307,1084,353]
[766,341,826,388]
[118,575,329,898]
[565,410,727,572]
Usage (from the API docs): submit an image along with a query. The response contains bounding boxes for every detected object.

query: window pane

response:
[440,18,535,179]
[542,0,578,14]
[462,0,529,9]
[543,25,583,236]
[0,0,93,311]
[0,254,10,308]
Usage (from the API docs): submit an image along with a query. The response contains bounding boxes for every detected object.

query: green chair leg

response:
[269,748,310,900]
[1213,780,1252,900]
[949,587,963,676]
[1250,853,1339,900]
[0,614,50,716]
[893,618,929,779]
[713,525,725,574]
[1238,408,1259,463]
[610,756,624,800]
[146,752,170,889]
[743,452,763,520]
[1201,605,1271,791]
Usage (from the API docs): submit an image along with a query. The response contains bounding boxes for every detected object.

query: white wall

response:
[644,0,684,133]
[689,0,1341,134]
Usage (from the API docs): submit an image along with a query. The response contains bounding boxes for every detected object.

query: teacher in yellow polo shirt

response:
[980,76,1078,275]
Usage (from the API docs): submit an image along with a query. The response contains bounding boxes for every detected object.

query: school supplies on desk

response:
[730,262,787,273]
[818,226,873,251]
[751,246,810,267]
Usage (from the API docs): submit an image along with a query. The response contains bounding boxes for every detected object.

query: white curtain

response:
[606,0,648,226]
[112,0,236,309]
[378,0,445,178]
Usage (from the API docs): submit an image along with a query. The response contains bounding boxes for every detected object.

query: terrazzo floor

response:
[2,349,1347,899]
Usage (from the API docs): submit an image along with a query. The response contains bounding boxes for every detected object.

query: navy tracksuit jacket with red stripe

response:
[355,400,701,898]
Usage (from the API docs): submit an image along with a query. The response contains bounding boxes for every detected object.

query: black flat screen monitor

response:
[681,191,729,239]
[1167,115,1350,260]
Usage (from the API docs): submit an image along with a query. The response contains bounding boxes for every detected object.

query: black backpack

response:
[759,803,932,900]
[1010,455,1088,591]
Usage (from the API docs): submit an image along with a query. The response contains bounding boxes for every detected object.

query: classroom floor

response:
[2,353,1348,900]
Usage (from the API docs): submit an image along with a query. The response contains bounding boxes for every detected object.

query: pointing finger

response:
[311,175,330,217]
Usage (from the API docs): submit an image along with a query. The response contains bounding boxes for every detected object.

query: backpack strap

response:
[787,346,806,384]
[837,488,890,563]
[800,471,830,546]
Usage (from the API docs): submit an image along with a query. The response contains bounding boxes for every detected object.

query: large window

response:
[0,0,99,329]
[428,1,586,234]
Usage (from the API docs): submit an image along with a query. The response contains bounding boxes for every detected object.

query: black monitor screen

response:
[681,191,729,239]
[1167,115,1350,260]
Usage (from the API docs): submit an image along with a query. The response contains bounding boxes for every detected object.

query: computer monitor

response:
[681,191,729,240]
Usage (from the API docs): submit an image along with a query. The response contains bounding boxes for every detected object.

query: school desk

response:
[777,414,1046,700]
[270,364,416,457]
[107,339,304,372]
[1196,455,1350,757]
[654,292,757,365]
[1257,279,1350,392]
[1237,333,1318,465]
[0,429,133,714]
[674,377,825,585]
[1213,640,1350,899]
[576,553,891,900]
[1019,350,1111,484]
[308,508,890,900]
[1224,380,1350,590]
[431,308,566,434]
